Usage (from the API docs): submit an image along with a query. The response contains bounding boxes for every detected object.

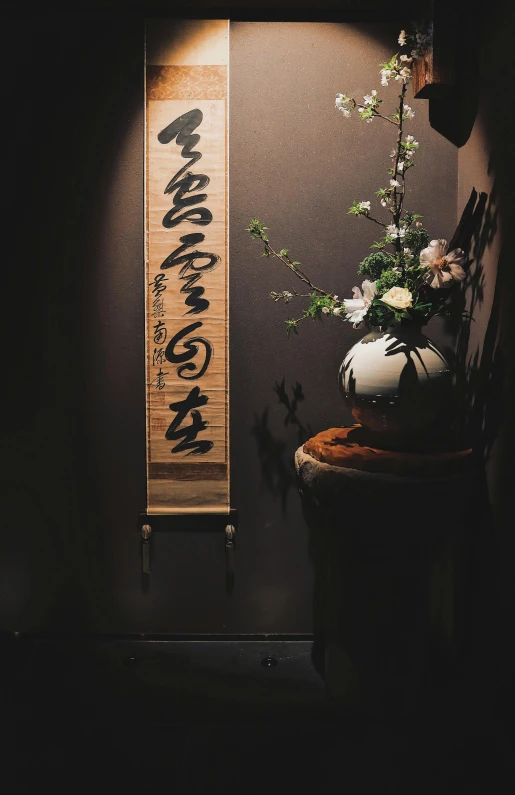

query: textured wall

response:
[453,0,514,705]
[0,16,457,634]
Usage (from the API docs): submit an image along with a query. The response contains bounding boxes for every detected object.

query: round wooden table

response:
[295,426,474,717]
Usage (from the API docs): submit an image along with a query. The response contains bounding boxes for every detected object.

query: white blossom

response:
[343,280,377,327]
[420,239,467,289]
[366,117,374,123]
[390,179,400,187]
[385,224,406,240]
[395,66,412,83]
[332,306,342,316]
[403,247,412,255]
[403,105,415,120]
[363,90,377,105]
[405,150,415,160]
[335,94,352,117]
[322,306,330,314]
[397,161,405,172]
[400,54,412,63]
[381,69,392,86]
[381,199,388,207]
[398,30,407,46]
[357,106,365,113]
[359,201,371,212]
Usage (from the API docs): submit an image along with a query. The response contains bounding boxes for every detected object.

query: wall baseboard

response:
[1,631,314,642]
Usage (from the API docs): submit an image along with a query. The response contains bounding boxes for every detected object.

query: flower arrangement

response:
[247,24,468,335]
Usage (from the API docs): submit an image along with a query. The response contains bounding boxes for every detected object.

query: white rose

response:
[380,286,413,310]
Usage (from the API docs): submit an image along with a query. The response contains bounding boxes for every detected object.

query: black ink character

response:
[153,320,167,345]
[166,386,213,454]
[165,321,212,380]
[160,233,220,315]
[151,368,168,390]
[152,298,165,318]
[158,108,203,187]
[149,272,169,298]
[162,172,212,229]
[158,109,213,228]
[152,348,166,366]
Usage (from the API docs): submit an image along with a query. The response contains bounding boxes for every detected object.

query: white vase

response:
[338,326,452,445]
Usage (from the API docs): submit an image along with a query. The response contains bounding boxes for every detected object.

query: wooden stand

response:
[295,426,474,719]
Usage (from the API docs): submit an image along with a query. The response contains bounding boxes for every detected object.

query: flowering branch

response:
[246,220,333,298]
[371,108,399,126]
[364,214,387,228]
[247,22,468,335]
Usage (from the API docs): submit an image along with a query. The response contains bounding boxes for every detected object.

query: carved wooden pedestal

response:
[295,426,474,719]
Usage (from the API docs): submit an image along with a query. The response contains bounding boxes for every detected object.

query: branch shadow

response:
[440,188,500,458]
[251,380,314,514]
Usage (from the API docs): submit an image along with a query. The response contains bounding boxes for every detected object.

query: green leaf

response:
[246,218,269,239]
[285,319,299,337]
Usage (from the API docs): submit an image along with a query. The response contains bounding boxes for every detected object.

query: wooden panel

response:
[145,20,229,515]
[412,1,456,99]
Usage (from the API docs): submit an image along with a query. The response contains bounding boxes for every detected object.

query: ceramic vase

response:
[338,326,452,445]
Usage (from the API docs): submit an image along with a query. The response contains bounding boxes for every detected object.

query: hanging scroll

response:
[145,19,229,514]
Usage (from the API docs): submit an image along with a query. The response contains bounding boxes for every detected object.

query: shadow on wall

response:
[432,0,515,714]
[251,379,314,514]
[424,1,502,466]
[478,2,515,711]
[441,188,500,460]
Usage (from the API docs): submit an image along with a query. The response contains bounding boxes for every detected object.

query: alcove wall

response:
[1,14,460,634]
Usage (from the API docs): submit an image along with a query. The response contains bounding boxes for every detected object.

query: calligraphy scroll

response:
[145,19,229,514]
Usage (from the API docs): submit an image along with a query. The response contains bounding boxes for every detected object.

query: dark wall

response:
[0,13,456,634]
[453,0,515,713]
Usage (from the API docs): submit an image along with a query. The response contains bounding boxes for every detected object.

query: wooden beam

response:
[412,0,456,99]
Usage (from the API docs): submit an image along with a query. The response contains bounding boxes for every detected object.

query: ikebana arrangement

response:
[247,24,470,445]
[247,24,467,335]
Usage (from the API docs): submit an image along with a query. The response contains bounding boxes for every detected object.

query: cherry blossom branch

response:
[257,233,333,298]
[392,82,407,253]
[371,108,399,126]
[363,213,387,228]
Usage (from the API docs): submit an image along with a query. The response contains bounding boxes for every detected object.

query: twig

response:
[259,234,333,297]
[392,82,407,255]
[372,109,400,126]
[363,214,386,228]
